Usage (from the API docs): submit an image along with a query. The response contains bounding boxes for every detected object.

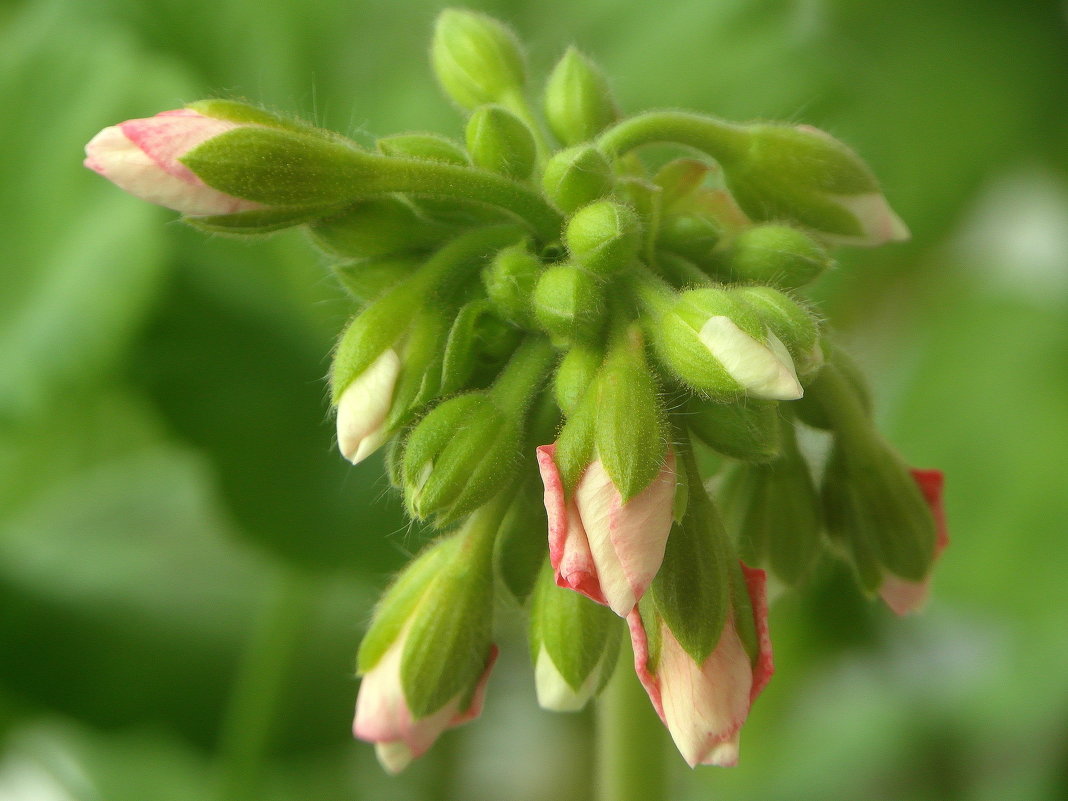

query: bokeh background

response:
[2,0,1067,798]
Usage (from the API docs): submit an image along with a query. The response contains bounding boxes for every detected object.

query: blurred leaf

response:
[0,0,194,419]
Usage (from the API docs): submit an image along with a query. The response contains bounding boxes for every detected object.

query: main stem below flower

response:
[214,566,314,801]
[596,638,669,801]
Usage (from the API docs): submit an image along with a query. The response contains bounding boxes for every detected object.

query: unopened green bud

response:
[564,200,642,275]
[727,224,832,288]
[431,9,526,110]
[465,105,536,179]
[794,349,873,430]
[529,561,622,711]
[655,252,712,288]
[332,255,417,305]
[656,213,721,265]
[540,144,613,213]
[376,132,469,165]
[554,343,602,414]
[731,285,822,378]
[727,123,909,247]
[439,300,522,395]
[647,286,802,400]
[686,397,780,462]
[719,417,822,595]
[543,46,619,146]
[533,264,605,345]
[401,392,520,523]
[309,198,446,259]
[482,242,542,327]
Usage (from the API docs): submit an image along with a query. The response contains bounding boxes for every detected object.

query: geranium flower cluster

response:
[84,8,947,774]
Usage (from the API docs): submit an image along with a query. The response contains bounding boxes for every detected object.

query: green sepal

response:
[565,200,642,276]
[793,352,872,430]
[431,9,527,110]
[651,481,731,664]
[728,558,760,664]
[181,126,375,207]
[308,198,448,259]
[328,277,423,402]
[635,595,663,671]
[542,46,619,146]
[555,392,597,494]
[400,528,496,717]
[385,308,449,431]
[377,132,469,165]
[655,252,713,289]
[726,224,832,288]
[466,104,537,180]
[440,300,520,396]
[529,560,623,692]
[184,204,335,234]
[540,145,614,214]
[686,396,781,462]
[731,285,822,375]
[554,343,603,415]
[494,475,551,604]
[186,99,336,138]
[595,325,666,501]
[482,241,542,328]
[532,264,606,346]
[356,533,462,674]
[822,435,937,589]
[331,256,418,305]
[617,177,662,261]
[719,417,822,588]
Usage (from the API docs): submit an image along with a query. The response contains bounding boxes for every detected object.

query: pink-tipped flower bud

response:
[537,444,676,617]
[84,109,264,216]
[629,564,773,767]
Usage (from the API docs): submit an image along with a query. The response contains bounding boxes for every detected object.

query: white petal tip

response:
[374,741,415,774]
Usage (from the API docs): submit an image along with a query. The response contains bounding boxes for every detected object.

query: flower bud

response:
[335,348,402,465]
[685,397,781,462]
[85,107,267,217]
[540,145,614,214]
[465,105,537,179]
[537,443,676,617]
[431,9,526,110]
[532,264,606,345]
[719,417,822,596]
[725,123,909,247]
[564,200,643,275]
[648,287,802,400]
[655,213,723,267]
[309,198,446,259]
[730,285,823,378]
[439,300,522,395]
[376,132,469,165]
[354,528,496,773]
[822,437,943,615]
[482,242,543,328]
[401,392,521,523]
[631,560,772,767]
[529,561,622,711]
[543,46,619,146]
[726,224,832,288]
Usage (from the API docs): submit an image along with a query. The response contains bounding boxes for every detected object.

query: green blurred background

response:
[2,0,1067,798]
